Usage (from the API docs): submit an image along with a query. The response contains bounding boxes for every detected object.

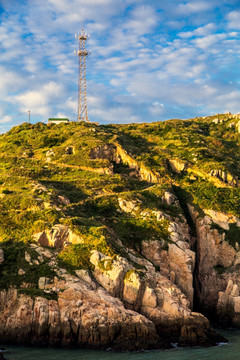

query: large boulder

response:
[90,251,130,297]
[33,225,83,248]
[123,270,142,307]
[168,159,188,174]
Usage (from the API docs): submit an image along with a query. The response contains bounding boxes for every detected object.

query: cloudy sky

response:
[0,0,240,132]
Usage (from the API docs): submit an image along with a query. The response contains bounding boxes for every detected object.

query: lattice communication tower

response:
[75,26,91,122]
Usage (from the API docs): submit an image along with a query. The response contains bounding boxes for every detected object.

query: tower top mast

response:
[75,24,91,122]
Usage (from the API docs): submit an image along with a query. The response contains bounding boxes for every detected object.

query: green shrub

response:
[2,189,13,194]
[0,241,56,291]
[58,244,94,271]
[225,224,240,248]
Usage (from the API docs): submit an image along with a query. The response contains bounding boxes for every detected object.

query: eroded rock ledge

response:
[0,238,226,351]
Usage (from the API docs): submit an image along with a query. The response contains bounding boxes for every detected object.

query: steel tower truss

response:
[75,26,90,122]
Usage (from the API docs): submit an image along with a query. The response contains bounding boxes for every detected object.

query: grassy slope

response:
[0,114,239,292]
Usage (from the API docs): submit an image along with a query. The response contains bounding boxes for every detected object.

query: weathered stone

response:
[232,297,240,313]
[90,250,105,266]
[90,252,129,297]
[118,198,141,213]
[237,120,240,133]
[217,281,240,323]
[226,280,234,295]
[168,159,188,174]
[231,284,239,297]
[18,269,25,275]
[209,170,237,187]
[170,270,176,283]
[25,251,32,264]
[234,252,240,266]
[65,146,74,155]
[0,283,161,351]
[38,277,47,290]
[217,242,235,267]
[161,191,177,206]
[89,143,118,162]
[0,242,226,351]
[168,244,195,307]
[33,225,83,248]
[46,149,55,157]
[33,183,48,193]
[141,211,195,308]
[57,195,70,206]
[75,270,96,289]
[189,205,240,326]
[0,249,4,265]
[123,270,142,305]
[142,287,157,308]
[90,142,160,183]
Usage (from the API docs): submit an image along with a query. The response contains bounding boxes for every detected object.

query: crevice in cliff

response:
[172,185,201,312]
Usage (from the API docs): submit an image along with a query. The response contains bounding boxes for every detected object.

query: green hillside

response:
[0,114,239,295]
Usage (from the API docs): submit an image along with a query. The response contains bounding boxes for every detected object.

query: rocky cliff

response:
[0,113,239,350]
[0,232,225,350]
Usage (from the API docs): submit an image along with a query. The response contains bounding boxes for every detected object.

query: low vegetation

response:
[0,113,239,287]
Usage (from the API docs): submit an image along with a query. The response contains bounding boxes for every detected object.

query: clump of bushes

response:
[0,240,56,291]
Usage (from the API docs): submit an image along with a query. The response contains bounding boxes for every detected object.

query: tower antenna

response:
[75,24,91,122]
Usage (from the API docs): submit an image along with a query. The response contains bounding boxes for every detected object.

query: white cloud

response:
[123,5,158,35]
[65,97,77,112]
[0,66,24,94]
[12,81,65,117]
[193,34,227,50]
[0,0,240,131]
[1,115,13,123]
[177,1,213,15]
[91,106,141,124]
[149,102,164,116]
[178,23,216,38]
[226,11,240,30]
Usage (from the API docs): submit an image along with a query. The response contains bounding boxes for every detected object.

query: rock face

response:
[33,225,83,248]
[141,208,195,308]
[237,120,240,133]
[90,143,119,163]
[168,159,188,174]
[88,249,223,347]
[90,142,161,183]
[204,209,239,230]
[217,280,240,326]
[90,251,130,298]
[0,193,232,350]
[0,279,159,350]
[0,238,226,350]
[209,169,239,187]
[118,197,141,213]
[189,205,240,325]
[0,250,3,265]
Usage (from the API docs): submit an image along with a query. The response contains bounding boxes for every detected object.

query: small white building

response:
[48,118,69,124]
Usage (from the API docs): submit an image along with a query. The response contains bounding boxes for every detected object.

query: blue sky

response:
[0,0,240,132]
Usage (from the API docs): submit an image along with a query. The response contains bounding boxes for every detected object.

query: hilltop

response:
[0,113,239,350]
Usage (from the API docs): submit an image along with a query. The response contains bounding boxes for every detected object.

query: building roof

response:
[48,118,69,122]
